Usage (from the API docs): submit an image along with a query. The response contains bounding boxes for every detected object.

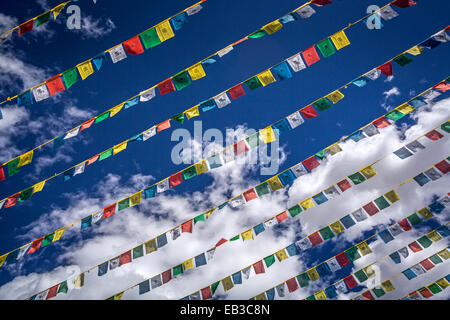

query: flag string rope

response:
[399,273,450,300]
[26,160,450,299]
[112,194,450,301]
[0,24,446,204]
[303,238,450,301]
[0,0,427,180]
[0,0,209,107]
[0,1,72,41]
[1,77,448,268]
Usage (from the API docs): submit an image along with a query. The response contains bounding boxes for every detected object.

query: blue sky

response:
[0,0,449,300]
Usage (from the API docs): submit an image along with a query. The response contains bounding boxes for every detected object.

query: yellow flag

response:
[406,46,424,56]
[113,141,128,155]
[300,198,315,210]
[195,160,209,174]
[326,90,344,104]
[315,290,327,300]
[205,208,216,219]
[330,221,345,234]
[222,276,234,291]
[275,249,288,262]
[144,239,157,254]
[384,190,400,204]
[130,192,141,206]
[185,106,200,119]
[241,229,254,241]
[330,30,350,50]
[356,242,372,256]
[110,103,124,117]
[326,143,342,155]
[396,103,415,115]
[259,127,276,143]
[156,20,175,42]
[74,273,85,288]
[267,176,283,192]
[262,20,283,35]
[52,1,69,19]
[436,278,449,289]
[77,61,94,80]
[417,207,433,219]
[306,268,320,282]
[33,181,46,193]
[360,165,377,179]
[114,292,124,300]
[183,258,194,270]
[19,150,33,167]
[188,64,206,80]
[438,248,450,260]
[53,228,66,242]
[381,280,395,292]
[257,70,276,86]
[427,230,443,242]
[0,254,7,268]
[255,293,267,300]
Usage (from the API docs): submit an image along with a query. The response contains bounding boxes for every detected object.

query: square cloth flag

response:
[123,36,144,55]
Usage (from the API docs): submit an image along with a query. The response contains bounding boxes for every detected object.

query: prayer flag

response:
[302,46,320,66]
[123,36,144,55]
[77,61,94,80]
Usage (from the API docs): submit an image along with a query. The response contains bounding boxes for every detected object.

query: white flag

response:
[214,92,231,108]
[108,44,127,63]
[217,46,233,58]
[295,5,316,19]
[92,211,103,224]
[296,237,312,250]
[74,162,86,176]
[263,217,278,229]
[18,244,32,260]
[221,147,235,163]
[186,4,202,15]
[171,226,181,241]
[32,84,50,102]
[275,283,286,297]
[379,6,399,20]
[0,30,13,44]
[229,195,245,208]
[365,69,381,80]
[432,30,450,43]
[351,208,368,222]
[389,224,404,237]
[362,123,380,136]
[324,185,340,199]
[398,247,409,259]
[143,127,157,141]
[422,89,441,102]
[206,247,216,261]
[64,127,81,140]
[287,53,306,72]
[156,179,170,193]
[411,264,426,275]
[439,195,450,207]
[424,168,442,180]
[327,257,341,272]
[335,280,347,294]
[286,111,304,129]
[109,257,120,270]
[140,88,156,102]
[291,163,307,177]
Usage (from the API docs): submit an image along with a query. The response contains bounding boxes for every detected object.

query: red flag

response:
[419,258,434,271]
[362,202,379,216]
[308,232,323,246]
[201,286,212,300]
[372,116,391,128]
[286,277,299,293]
[215,238,227,247]
[28,237,44,254]
[103,204,116,219]
[123,36,144,55]
[392,0,417,8]
[170,172,183,187]
[362,290,375,300]
[434,82,450,92]
[300,105,318,119]
[228,84,246,100]
[253,260,265,274]
[157,120,171,132]
[119,250,132,266]
[87,155,99,166]
[419,287,433,298]
[18,20,34,36]
[234,140,249,155]
[425,130,444,141]
[4,193,19,209]
[336,179,352,192]
[311,0,332,6]
[302,156,320,171]
[181,220,193,233]
[158,78,176,95]
[336,252,351,267]
[377,62,393,77]
[80,118,95,131]
[243,189,258,202]
[408,241,422,253]
[162,269,172,284]
[46,284,59,300]
[398,218,412,231]
[435,160,450,174]
[302,46,320,66]
[46,76,66,96]
[0,166,5,181]
[276,211,288,223]
[343,275,358,290]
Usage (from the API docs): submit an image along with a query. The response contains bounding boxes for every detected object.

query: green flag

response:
[255,182,270,197]
[99,149,113,161]
[345,246,361,262]
[393,54,413,66]
[172,71,192,91]
[133,245,144,259]
[140,28,161,49]
[19,187,33,202]
[211,281,220,295]
[41,233,55,247]
[347,172,366,185]
[354,269,368,283]
[172,113,185,124]
[441,121,450,133]
[36,11,51,27]
[95,112,110,124]
[316,38,336,58]
[288,204,302,217]
[244,76,262,90]
[7,158,21,177]
[319,226,334,240]
[417,235,433,248]
[194,214,205,224]
[374,196,390,210]
[173,264,183,277]
[296,273,309,288]
[246,134,260,149]
[407,213,422,226]
[385,110,405,121]
[182,166,197,180]
[372,286,386,298]
[118,198,130,211]
[248,30,266,39]
[57,281,68,294]
[62,68,79,89]
[264,255,275,267]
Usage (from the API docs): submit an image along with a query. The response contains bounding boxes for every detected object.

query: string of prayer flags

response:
[403,275,450,300]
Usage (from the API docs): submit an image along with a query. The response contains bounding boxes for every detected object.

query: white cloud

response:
[0,97,449,300]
